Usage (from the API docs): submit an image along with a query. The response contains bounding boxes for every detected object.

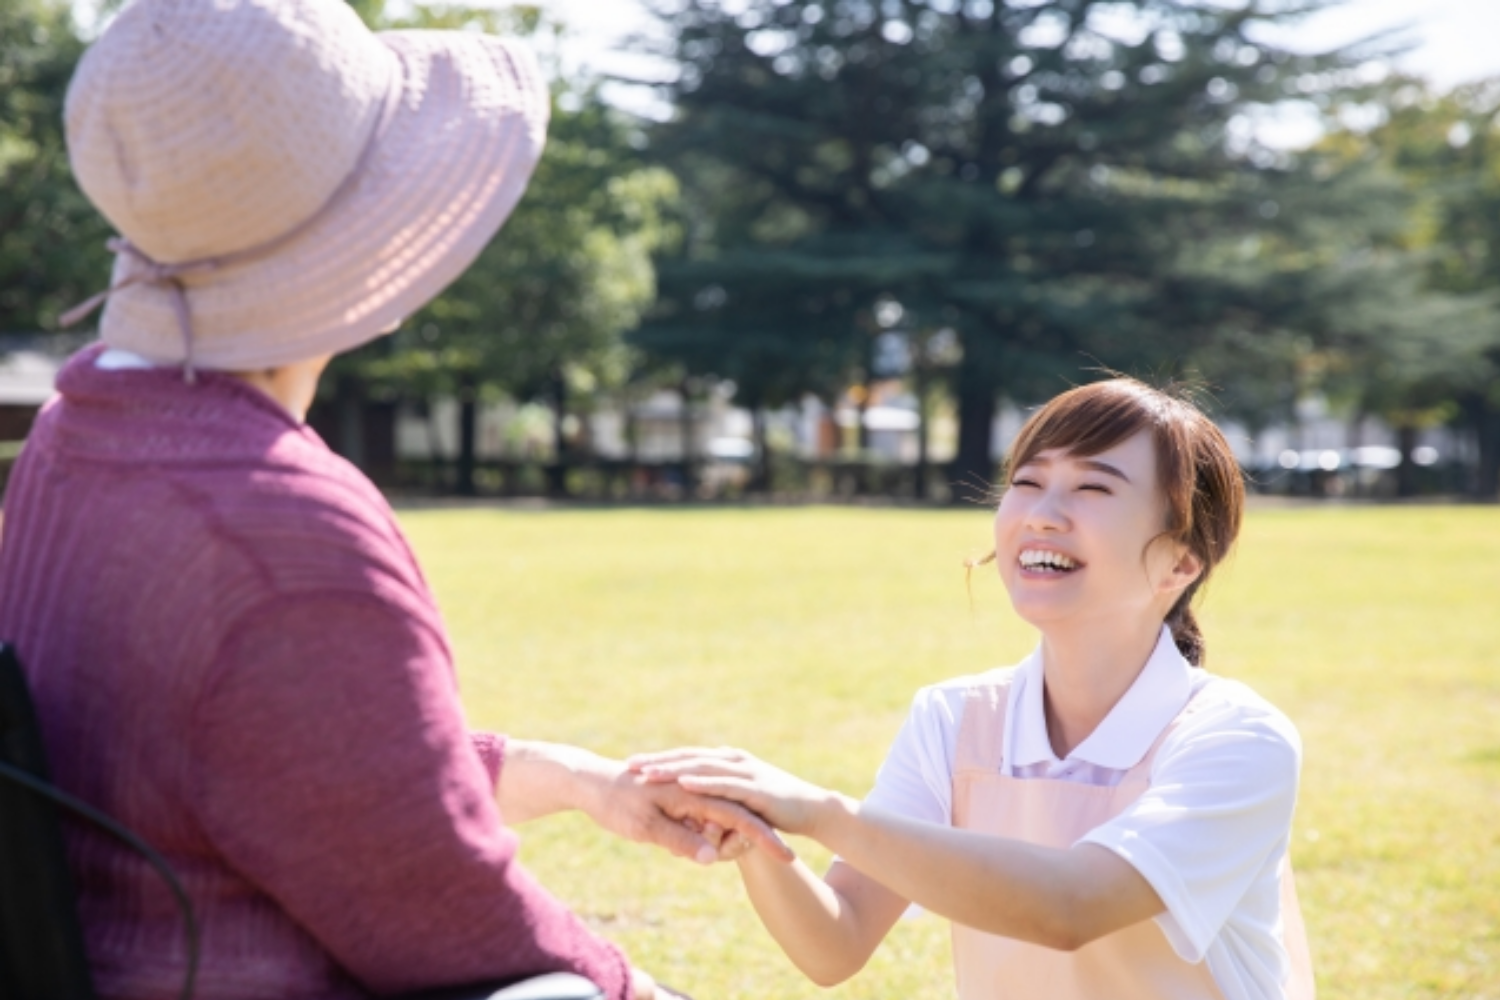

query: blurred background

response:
[4,0,1500,505]
[5,7,1497,996]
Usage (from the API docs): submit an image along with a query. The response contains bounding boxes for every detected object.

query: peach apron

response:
[950,676,1315,1000]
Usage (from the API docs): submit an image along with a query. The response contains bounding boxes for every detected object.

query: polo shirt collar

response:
[1010,625,1193,771]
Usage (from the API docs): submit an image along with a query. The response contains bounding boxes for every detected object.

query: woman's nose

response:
[1023,489,1069,532]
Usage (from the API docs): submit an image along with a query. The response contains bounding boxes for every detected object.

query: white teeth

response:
[1019,549,1078,571]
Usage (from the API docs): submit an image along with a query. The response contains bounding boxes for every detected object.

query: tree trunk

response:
[856,380,872,454]
[950,363,998,504]
[914,367,930,501]
[336,376,366,470]
[456,375,477,497]
[625,398,639,464]
[855,379,874,495]
[1466,394,1500,501]
[1395,423,1419,499]
[750,406,772,494]
[678,377,697,497]
[1345,411,1365,500]
[547,369,569,499]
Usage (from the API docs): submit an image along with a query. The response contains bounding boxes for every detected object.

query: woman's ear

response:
[1160,545,1204,599]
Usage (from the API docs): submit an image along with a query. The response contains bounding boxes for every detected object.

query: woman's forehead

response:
[1021,431,1156,469]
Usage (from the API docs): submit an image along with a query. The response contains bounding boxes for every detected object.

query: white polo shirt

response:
[864,627,1303,1000]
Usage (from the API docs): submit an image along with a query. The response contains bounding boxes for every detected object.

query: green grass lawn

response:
[398,504,1500,999]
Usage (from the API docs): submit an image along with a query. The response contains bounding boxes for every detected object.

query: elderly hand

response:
[498,740,792,864]
[626,747,837,840]
[580,756,793,864]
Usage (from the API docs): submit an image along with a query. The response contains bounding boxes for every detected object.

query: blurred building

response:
[0,335,1478,500]
[0,335,91,442]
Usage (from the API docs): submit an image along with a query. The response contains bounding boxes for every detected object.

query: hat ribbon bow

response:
[59,238,221,383]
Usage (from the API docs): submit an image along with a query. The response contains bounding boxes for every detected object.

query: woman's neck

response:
[1038,616,1164,760]
[225,353,332,423]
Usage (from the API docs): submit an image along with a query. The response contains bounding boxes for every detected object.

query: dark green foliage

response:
[637,0,1385,486]
[0,0,112,333]
[346,94,673,405]
[331,3,677,493]
[1319,78,1500,497]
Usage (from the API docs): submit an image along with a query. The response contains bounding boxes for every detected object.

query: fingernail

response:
[695,845,716,865]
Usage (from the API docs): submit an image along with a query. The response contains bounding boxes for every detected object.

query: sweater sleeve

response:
[472,731,507,791]
[189,593,631,999]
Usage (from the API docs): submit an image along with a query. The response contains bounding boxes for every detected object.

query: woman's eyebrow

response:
[1079,459,1131,482]
[1025,455,1132,483]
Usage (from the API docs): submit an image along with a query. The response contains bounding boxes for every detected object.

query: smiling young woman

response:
[631,378,1315,1000]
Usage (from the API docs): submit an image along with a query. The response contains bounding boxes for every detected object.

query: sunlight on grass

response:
[398,505,1500,1000]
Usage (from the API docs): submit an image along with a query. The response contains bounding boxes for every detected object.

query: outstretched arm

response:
[629,748,1164,953]
[731,850,910,986]
[499,740,792,866]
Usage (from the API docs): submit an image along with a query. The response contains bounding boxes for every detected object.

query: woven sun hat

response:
[61,0,549,374]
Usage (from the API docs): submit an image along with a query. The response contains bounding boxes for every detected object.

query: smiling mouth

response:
[1018,549,1081,574]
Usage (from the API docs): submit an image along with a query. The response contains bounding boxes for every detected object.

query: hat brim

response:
[98,31,549,371]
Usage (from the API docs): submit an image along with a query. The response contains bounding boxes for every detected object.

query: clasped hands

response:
[499,741,833,1000]
[497,740,807,865]
[502,739,830,867]
[625,746,837,864]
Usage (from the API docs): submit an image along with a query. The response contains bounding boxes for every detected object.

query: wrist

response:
[807,790,858,845]
[501,740,615,822]
[566,747,624,822]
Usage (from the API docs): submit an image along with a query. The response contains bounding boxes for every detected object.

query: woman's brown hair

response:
[986,378,1245,666]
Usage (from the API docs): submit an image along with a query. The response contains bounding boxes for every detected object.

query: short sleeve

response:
[191,593,631,1000]
[1078,682,1301,962]
[864,681,970,827]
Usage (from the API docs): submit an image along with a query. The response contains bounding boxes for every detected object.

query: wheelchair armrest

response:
[398,971,605,1000]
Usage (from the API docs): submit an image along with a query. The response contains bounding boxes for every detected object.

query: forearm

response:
[497,739,611,825]
[736,850,871,987]
[814,796,1161,951]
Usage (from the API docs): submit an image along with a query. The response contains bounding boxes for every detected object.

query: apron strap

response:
[952,671,1017,776]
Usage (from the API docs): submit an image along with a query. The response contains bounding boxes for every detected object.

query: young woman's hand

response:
[498,741,792,864]
[578,754,794,864]
[626,748,844,840]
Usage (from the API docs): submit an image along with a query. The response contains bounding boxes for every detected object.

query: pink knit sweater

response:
[0,346,630,1000]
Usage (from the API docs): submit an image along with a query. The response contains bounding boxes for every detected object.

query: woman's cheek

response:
[992,502,1019,551]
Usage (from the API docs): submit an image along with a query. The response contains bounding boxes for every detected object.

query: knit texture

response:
[0,345,630,1000]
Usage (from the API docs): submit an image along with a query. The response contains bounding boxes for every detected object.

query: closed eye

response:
[1079,483,1112,494]
[1010,478,1041,489]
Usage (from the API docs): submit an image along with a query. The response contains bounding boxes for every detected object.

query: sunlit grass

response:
[397,504,1500,1000]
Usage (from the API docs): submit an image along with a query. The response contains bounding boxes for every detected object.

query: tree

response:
[638,0,1388,491]
[1315,77,1500,498]
[339,3,677,495]
[0,0,112,332]
[631,243,871,491]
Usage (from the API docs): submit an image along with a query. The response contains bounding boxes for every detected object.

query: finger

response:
[626,747,746,771]
[643,811,721,865]
[701,821,725,847]
[676,773,759,802]
[630,967,657,1000]
[625,748,722,771]
[718,831,753,861]
[683,788,795,862]
[638,760,758,783]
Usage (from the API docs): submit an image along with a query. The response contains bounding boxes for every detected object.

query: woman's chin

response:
[1007,596,1080,628]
